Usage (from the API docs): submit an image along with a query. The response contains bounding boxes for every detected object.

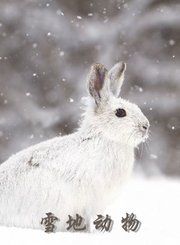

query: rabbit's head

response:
[83,62,149,147]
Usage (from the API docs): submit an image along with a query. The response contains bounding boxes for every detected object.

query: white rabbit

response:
[0,62,149,232]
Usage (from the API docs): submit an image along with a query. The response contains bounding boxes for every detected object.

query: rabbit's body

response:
[0,127,134,231]
[0,62,149,232]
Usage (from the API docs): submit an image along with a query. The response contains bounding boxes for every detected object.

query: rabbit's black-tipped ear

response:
[87,63,109,105]
[108,62,126,97]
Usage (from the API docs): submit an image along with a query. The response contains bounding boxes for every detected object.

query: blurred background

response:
[0,0,179,177]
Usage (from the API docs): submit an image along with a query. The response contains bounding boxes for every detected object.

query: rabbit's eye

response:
[115,108,126,117]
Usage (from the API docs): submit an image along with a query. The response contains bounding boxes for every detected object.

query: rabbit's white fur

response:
[0,62,149,232]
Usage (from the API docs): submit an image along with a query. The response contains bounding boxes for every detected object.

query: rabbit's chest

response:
[82,148,134,210]
[91,146,134,190]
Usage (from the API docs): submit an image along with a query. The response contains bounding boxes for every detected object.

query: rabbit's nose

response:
[140,121,149,132]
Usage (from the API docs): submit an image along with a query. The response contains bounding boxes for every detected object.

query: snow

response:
[56,10,64,16]
[77,16,82,20]
[32,43,37,48]
[0,175,179,245]
[150,154,158,160]
[59,51,65,57]
[0,0,179,225]
[29,134,34,139]
[169,39,175,46]
[69,98,74,103]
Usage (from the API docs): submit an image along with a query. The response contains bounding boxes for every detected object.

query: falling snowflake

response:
[57,10,64,16]
[29,134,34,139]
[150,154,158,160]
[32,43,37,48]
[169,40,175,46]
[69,98,74,103]
[26,92,31,97]
[77,16,82,20]
[59,51,65,57]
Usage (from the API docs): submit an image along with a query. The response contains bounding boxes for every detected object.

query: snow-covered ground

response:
[1,175,179,245]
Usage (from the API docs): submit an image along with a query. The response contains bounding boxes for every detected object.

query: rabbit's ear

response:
[87,63,109,105]
[108,62,126,97]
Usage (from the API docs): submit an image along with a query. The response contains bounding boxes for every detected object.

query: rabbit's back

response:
[0,133,80,191]
[0,132,77,169]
